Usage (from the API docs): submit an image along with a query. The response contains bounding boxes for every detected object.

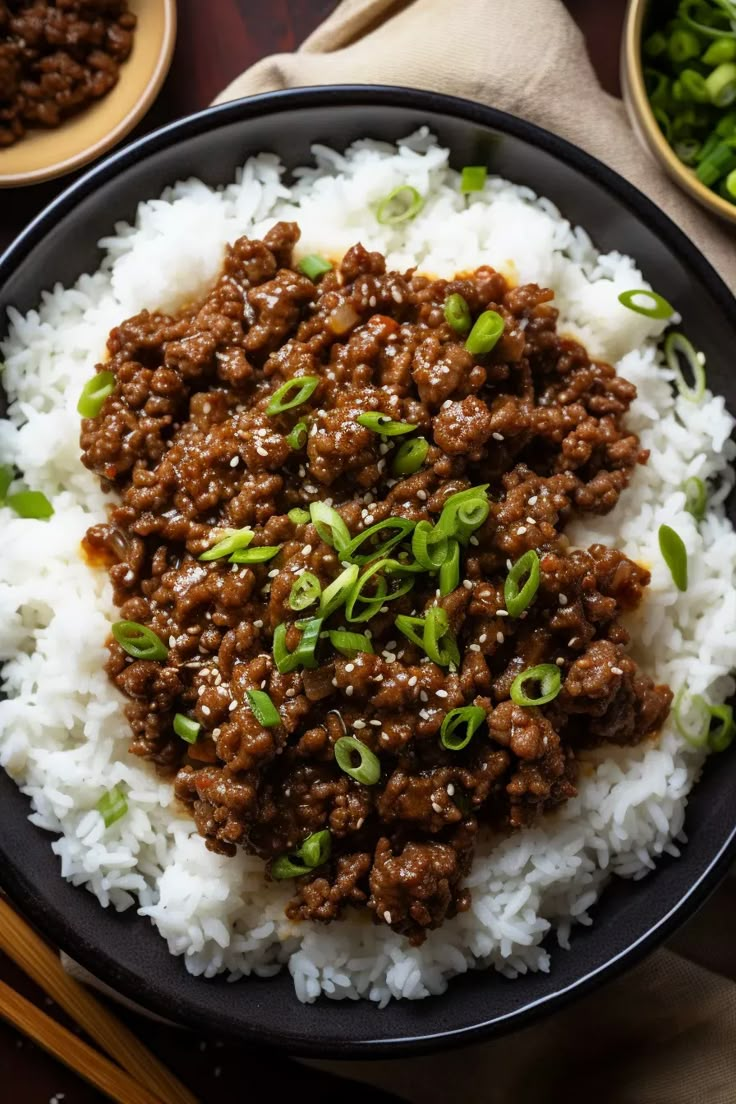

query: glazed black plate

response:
[1,87,735,1058]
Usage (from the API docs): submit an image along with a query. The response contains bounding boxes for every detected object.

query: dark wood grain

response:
[0,3,628,1100]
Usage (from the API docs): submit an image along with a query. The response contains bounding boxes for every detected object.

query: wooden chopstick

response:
[0,980,165,1104]
[0,898,198,1104]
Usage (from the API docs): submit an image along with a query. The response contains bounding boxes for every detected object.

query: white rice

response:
[1,130,734,1005]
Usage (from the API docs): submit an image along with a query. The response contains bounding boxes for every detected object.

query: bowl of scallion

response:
[622,0,736,226]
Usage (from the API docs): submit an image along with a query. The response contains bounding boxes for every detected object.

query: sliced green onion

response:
[396,607,459,667]
[708,703,736,751]
[510,664,562,707]
[440,705,486,751]
[504,549,541,617]
[342,517,415,565]
[356,412,417,436]
[644,30,668,57]
[0,464,13,502]
[680,68,709,102]
[334,735,381,785]
[346,558,414,623]
[392,436,430,476]
[297,254,333,281]
[680,0,736,40]
[423,606,460,667]
[319,563,360,618]
[653,106,673,142]
[658,524,688,591]
[271,829,332,879]
[265,376,319,416]
[460,166,487,193]
[673,687,710,747]
[286,421,308,450]
[288,507,310,525]
[727,167,736,198]
[439,539,460,595]
[669,27,702,63]
[665,332,706,403]
[289,571,322,611]
[444,293,472,335]
[617,288,674,319]
[435,485,490,543]
[310,501,351,552]
[683,476,707,520]
[246,688,281,727]
[376,184,424,225]
[299,829,332,867]
[96,786,128,828]
[199,526,253,561]
[412,520,449,569]
[111,620,168,661]
[706,62,736,106]
[465,310,504,356]
[327,629,374,657]
[77,370,115,418]
[703,38,736,65]
[273,617,323,673]
[696,139,736,186]
[7,490,54,519]
[229,545,281,564]
[174,714,201,744]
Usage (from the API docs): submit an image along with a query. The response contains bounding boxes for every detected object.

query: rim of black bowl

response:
[1,85,736,1058]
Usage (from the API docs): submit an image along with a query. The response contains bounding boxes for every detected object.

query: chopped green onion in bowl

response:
[376,184,424,225]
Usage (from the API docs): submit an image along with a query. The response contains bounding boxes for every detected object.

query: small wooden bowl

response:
[621,0,736,228]
[0,0,176,188]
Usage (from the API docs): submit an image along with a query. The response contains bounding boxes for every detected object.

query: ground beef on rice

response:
[80,222,672,944]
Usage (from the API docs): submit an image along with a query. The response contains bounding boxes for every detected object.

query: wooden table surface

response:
[0,2,627,1101]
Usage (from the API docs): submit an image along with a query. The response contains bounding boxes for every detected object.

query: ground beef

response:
[80,224,672,944]
[0,0,135,147]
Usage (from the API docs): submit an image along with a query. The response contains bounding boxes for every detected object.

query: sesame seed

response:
[558,593,568,605]
[463,579,473,590]
[230,456,240,467]
[256,445,268,457]
[345,663,355,673]
[229,700,237,711]
[302,544,312,556]
[353,719,366,729]
[497,609,509,618]
[357,817,365,829]
[168,635,176,648]
[469,535,479,546]
[492,431,504,441]
[417,489,428,501]
[374,674,384,682]
[479,633,487,643]
[611,666,623,675]
[447,784,455,796]
[201,705,211,716]
[436,689,448,698]
[381,732,390,741]
[331,677,338,687]
[370,718,381,726]
[198,685,206,697]
[526,516,535,525]
[556,657,565,666]
[469,643,481,652]
[268,568,279,578]
[364,515,375,526]
[345,686,354,697]
[383,910,392,923]
[253,619,264,628]
[431,802,443,814]
[286,688,296,697]
[568,636,579,647]
[496,631,504,644]
[528,495,538,505]
[517,526,527,535]
[420,690,428,702]
[408,675,418,686]
[212,727,221,738]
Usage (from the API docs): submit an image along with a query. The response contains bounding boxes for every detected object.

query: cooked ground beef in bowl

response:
[0,0,136,148]
[79,221,672,945]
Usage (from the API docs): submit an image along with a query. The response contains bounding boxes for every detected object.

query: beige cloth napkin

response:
[212,2,736,1100]
[215,0,736,291]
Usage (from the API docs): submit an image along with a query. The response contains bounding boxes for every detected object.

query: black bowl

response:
[1,86,735,1059]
